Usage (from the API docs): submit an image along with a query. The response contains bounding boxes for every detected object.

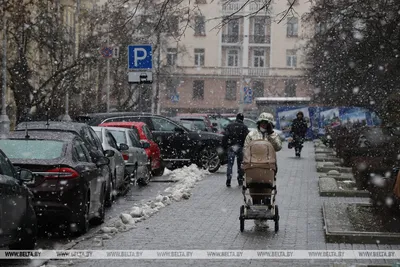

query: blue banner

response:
[275,106,381,139]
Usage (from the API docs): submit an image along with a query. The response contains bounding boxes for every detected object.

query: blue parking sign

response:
[244,87,252,104]
[128,45,152,70]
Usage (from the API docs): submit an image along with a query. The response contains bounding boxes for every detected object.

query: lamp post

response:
[0,5,10,135]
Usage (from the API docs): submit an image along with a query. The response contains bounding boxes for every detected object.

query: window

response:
[253,49,265,67]
[108,130,127,145]
[193,80,204,100]
[253,17,266,36]
[315,22,327,34]
[225,80,237,100]
[129,130,141,148]
[73,140,90,162]
[222,19,239,42]
[0,153,16,177]
[0,140,65,160]
[227,49,239,67]
[252,81,264,98]
[287,17,298,37]
[194,16,206,36]
[285,80,297,97]
[106,132,119,150]
[151,117,179,132]
[167,48,177,66]
[286,49,297,67]
[166,78,178,99]
[227,20,239,35]
[167,16,179,34]
[142,125,154,140]
[194,48,205,66]
[195,0,207,3]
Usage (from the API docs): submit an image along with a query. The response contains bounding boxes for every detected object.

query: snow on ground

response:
[96,164,209,238]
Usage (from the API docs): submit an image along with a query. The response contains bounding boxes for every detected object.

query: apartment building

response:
[158,0,313,116]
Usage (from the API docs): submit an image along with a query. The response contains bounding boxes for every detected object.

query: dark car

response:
[0,131,109,235]
[75,112,226,173]
[0,149,37,249]
[15,121,115,207]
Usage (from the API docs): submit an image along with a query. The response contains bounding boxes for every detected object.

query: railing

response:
[249,2,269,13]
[222,34,243,43]
[222,2,244,13]
[249,35,271,44]
[221,68,242,76]
[248,68,269,77]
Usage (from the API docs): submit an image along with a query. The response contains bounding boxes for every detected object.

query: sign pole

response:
[106,32,110,113]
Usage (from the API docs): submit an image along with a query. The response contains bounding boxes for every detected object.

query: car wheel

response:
[91,184,106,225]
[73,193,90,236]
[152,160,165,176]
[138,162,152,186]
[120,167,135,196]
[198,147,221,173]
[9,204,37,250]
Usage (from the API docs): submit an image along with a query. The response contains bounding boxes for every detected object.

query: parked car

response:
[105,127,152,185]
[91,126,130,196]
[98,122,164,176]
[15,121,114,207]
[0,149,37,249]
[75,112,226,173]
[172,116,216,132]
[0,131,109,235]
[177,113,231,134]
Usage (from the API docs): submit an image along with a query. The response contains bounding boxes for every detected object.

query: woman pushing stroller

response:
[240,112,282,230]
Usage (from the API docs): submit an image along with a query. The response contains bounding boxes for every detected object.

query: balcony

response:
[222,2,244,14]
[222,34,243,44]
[249,35,271,44]
[249,2,270,13]
[221,68,242,76]
[248,68,269,77]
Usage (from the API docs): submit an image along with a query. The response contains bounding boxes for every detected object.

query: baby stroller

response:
[239,139,279,232]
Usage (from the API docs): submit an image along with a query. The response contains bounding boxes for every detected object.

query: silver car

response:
[106,127,152,185]
[92,127,130,196]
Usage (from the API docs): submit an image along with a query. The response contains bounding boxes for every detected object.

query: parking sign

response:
[128,45,152,70]
[244,87,252,104]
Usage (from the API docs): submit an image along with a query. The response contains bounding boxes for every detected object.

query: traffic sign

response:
[171,94,179,102]
[244,78,251,84]
[244,87,252,104]
[128,45,152,70]
[100,47,113,58]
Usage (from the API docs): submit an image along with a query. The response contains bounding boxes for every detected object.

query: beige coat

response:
[244,129,282,152]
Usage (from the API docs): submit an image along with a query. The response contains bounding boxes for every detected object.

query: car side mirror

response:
[104,149,115,157]
[96,156,110,167]
[119,143,129,151]
[19,169,33,182]
[141,140,151,149]
[174,127,184,134]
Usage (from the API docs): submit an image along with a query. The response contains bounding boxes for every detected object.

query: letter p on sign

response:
[128,45,152,70]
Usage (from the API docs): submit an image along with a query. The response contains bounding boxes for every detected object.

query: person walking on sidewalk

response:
[243,112,282,228]
[290,111,308,157]
[222,113,249,187]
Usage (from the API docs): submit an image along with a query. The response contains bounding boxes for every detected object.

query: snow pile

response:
[98,164,209,237]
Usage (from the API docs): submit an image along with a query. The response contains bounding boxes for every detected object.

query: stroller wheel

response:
[240,205,245,232]
[274,205,279,232]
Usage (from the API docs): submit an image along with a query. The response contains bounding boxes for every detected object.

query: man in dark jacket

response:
[222,113,249,187]
[290,111,308,157]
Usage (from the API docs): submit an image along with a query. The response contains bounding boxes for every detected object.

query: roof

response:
[174,116,208,120]
[77,112,152,118]
[92,126,133,132]
[8,130,77,141]
[15,121,88,133]
[99,121,146,127]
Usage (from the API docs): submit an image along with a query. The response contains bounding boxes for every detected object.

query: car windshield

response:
[0,140,65,160]
[210,117,231,130]
[180,119,207,131]
[94,130,103,142]
[108,130,127,144]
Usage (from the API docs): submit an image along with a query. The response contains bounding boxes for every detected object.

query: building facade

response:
[158,0,313,117]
